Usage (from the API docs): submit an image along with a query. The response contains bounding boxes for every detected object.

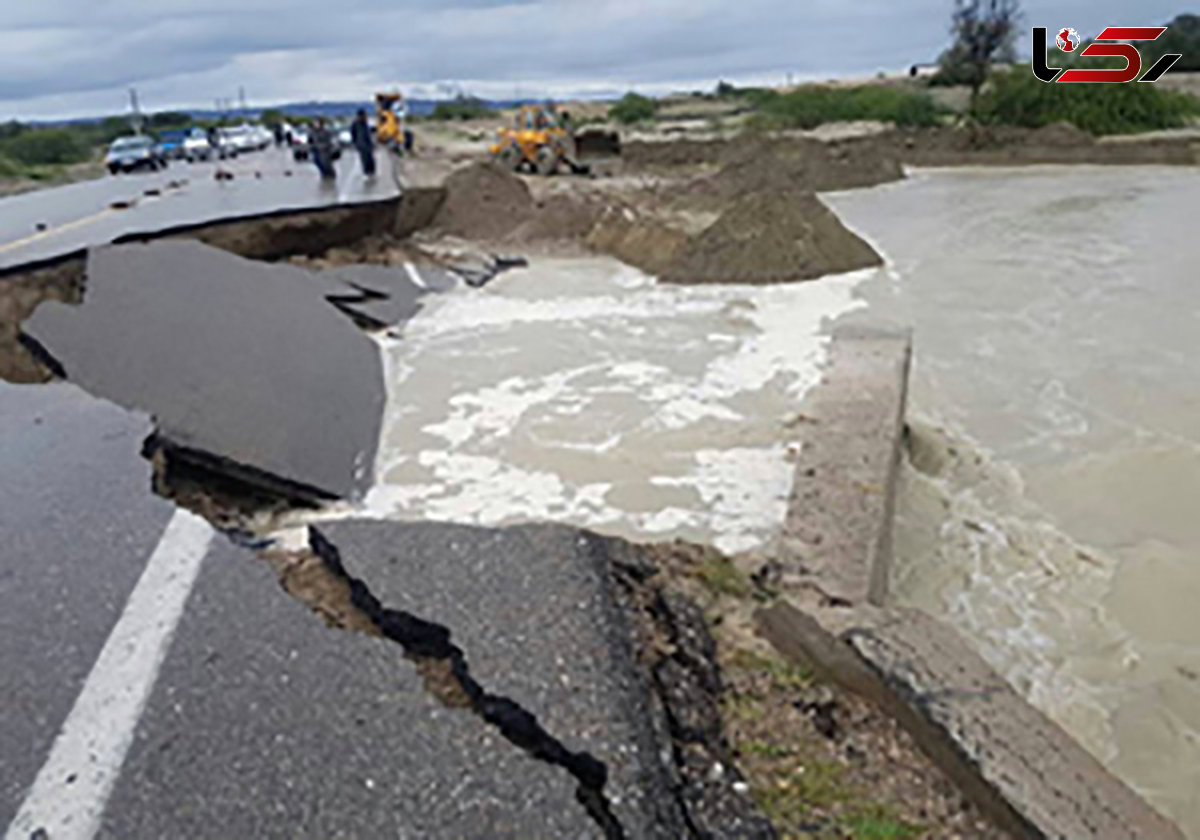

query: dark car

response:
[157,129,189,160]
[105,135,168,174]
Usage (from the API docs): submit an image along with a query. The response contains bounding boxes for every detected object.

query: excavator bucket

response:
[574,129,621,161]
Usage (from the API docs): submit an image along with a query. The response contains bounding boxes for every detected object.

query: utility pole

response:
[239,86,247,114]
[129,87,144,135]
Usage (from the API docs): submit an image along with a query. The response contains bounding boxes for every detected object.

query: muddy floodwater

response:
[825,166,1200,835]
[366,256,864,554]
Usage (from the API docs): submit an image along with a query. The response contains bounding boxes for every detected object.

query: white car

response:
[252,125,275,148]
[183,129,216,162]
[217,127,253,154]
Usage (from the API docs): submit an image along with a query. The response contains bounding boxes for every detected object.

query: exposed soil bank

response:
[0,255,84,382]
[424,160,885,284]
[623,123,1200,171]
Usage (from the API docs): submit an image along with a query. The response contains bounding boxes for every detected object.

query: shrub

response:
[608,92,657,124]
[0,154,20,178]
[976,69,1200,134]
[431,96,494,121]
[748,85,945,129]
[0,129,89,166]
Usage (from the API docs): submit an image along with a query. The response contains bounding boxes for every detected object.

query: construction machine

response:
[375,91,413,154]
[488,105,620,176]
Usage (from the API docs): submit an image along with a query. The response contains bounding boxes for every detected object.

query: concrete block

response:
[780,327,911,605]
[758,601,1185,840]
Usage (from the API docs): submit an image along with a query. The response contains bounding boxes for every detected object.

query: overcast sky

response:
[0,0,1185,120]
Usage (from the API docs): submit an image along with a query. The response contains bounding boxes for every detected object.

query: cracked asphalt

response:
[0,174,705,837]
[0,148,397,270]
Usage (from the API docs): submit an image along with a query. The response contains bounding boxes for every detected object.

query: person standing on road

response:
[310,118,336,180]
[351,108,376,178]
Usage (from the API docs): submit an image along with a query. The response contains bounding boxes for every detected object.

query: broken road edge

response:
[755,327,1184,840]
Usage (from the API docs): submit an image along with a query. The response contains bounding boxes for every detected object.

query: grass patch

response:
[844,808,922,840]
[0,128,90,167]
[694,555,754,598]
[429,96,495,121]
[977,69,1200,134]
[747,85,946,130]
[753,759,852,826]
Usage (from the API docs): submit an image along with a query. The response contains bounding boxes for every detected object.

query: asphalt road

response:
[0,154,709,836]
[0,146,397,269]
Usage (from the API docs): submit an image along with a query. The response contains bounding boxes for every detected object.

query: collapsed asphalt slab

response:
[21,240,386,501]
[0,383,177,828]
[321,263,454,330]
[98,534,604,839]
[315,519,775,838]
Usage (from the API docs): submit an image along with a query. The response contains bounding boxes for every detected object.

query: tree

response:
[715,80,738,98]
[1145,13,1200,72]
[148,111,191,128]
[259,108,286,128]
[942,0,1021,111]
[608,92,656,124]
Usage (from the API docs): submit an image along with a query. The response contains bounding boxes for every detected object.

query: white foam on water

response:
[361,255,868,555]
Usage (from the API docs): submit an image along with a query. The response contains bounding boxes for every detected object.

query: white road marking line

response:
[4,509,215,840]
[403,261,428,290]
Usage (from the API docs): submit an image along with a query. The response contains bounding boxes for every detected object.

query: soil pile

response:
[686,137,904,205]
[661,190,882,285]
[431,163,534,240]
[511,192,607,243]
[623,138,729,170]
[584,205,690,277]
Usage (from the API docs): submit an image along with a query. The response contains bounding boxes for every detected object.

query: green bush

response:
[748,85,945,129]
[977,69,1200,134]
[0,154,20,178]
[608,92,657,124]
[430,96,494,121]
[0,129,89,166]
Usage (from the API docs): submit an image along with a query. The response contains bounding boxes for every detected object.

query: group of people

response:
[309,109,378,181]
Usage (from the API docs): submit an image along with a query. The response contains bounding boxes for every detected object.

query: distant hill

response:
[32,97,572,127]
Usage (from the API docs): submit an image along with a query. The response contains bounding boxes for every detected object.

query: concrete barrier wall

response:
[758,328,1184,840]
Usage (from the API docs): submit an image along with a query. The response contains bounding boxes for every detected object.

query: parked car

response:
[250,124,274,149]
[290,126,342,162]
[105,135,168,174]
[157,129,189,160]
[289,126,311,159]
[336,124,353,148]
[183,128,217,162]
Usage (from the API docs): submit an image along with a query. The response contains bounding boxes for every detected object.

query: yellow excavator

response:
[375,91,412,154]
[489,105,620,176]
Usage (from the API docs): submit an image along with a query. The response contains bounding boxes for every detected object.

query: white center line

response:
[5,509,215,840]
[403,261,428,291]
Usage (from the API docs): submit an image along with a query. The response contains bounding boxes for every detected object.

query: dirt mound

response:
[687,137,903,204]
[510,193,606,243]
[661,190,882,285]
[1027,121,1092,146]
[585,205,690,277]
[622,138,731,170]
[432,163,534,240]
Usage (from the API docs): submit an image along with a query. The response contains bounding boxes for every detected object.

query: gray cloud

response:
[0,0,1186,119]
